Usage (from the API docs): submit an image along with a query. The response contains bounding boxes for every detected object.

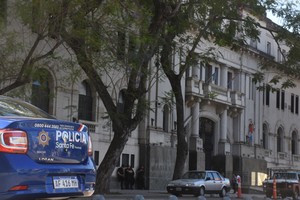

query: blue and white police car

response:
[0,95,96,200]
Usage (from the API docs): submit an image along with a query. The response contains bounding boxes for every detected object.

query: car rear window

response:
[0,96,53,118]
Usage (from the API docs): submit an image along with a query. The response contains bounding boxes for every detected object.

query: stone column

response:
[219,108,231,155]
[191,100,200,137]
[238,71,245,143]
[220,108,227,143]
[192,63,199,79]
[239,72,245,94]
[220,65,228,88]
[189,100,204,170]
[254,89,260,146]
[189,100,202,151]
[239,110,245,142]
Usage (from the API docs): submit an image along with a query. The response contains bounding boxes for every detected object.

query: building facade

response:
[2,1,300,192]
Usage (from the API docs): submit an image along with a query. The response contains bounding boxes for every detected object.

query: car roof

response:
[186,170,219,173]
[274,171,300,174]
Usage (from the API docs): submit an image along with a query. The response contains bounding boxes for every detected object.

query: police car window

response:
[0,97,53,118]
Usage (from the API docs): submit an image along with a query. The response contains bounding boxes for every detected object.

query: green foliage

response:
[269,75,281,85]
[281,79,296,89]
[207,92,218,99]
[253,72,265,84]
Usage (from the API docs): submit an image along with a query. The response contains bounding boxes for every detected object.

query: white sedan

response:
[166,170,231,197]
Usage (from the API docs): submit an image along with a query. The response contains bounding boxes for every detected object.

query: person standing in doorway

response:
[117,164,125,189]
[125,165,135,189]
[136,165,145,189]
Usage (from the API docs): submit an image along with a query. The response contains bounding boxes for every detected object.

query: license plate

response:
[176,187,182,191]
[53,176,79,189]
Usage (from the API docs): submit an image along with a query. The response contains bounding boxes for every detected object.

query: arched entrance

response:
[199,117,215,170]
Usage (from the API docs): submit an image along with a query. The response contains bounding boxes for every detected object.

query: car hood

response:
[168,179,204,185]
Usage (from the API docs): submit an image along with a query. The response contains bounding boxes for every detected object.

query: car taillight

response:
[9,185,28,191]
[0,129,28,154]
[88,135,93,156]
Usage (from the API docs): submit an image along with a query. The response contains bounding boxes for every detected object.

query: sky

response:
[266,0,300,26]
[266,11,283,25]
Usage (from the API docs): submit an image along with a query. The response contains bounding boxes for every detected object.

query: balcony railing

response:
[230,91,244,107]
[278,152,287,160]
[185,77,204,97]
[264,149,272,157]
[293,154,300,163]
[203,83,231,103]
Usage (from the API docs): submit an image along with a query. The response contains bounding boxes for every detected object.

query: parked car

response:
[166,170,231,197]
[0,95,96,200]
[263,171,300,200]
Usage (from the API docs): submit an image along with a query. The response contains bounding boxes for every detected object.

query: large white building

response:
[2,1,300,192]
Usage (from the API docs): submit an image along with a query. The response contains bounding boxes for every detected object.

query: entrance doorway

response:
[199,117,215,170]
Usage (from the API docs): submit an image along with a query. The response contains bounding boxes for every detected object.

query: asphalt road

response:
[68,189,266,200]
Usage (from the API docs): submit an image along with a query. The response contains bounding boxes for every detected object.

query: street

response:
[69,189,266,200]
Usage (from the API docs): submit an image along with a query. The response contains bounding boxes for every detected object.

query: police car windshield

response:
[0,96,54,118]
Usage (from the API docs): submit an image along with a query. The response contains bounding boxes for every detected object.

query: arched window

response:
[163,104,169,132]
[78,80,93,121]
[277,127,283,152]
[31,69,53,114]
[292,131,298,155]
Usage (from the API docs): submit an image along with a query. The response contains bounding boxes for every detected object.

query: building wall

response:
[3,1,300,191]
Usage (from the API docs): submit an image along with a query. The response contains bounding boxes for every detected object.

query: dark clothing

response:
[117,167,125,189]
[125,167,135,189]
[136,167,145,189]
[231,176,238,193]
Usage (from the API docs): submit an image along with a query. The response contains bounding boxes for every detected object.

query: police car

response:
[0,95,96,200]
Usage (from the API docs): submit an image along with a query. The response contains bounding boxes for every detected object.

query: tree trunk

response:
[170,79,188,180]
[160,31,188,180]
[95,128,129,194]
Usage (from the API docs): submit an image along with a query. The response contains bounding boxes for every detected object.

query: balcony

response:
[292,154,300,163]
[230,91,244,108]
[276,152,290,166]
[245,45,275,60]
[278,152,287,160]
[185,77,204,97]
[203,83,231,105]
[264,149,272,157]
[232,144,273,160]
